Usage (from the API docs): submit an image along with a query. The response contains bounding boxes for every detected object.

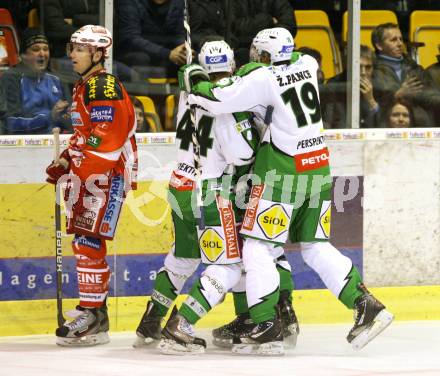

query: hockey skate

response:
[55,305,110,347]
[231,313,284,356]
[347,284,394,350]
[133,301,163,348]
[158,306,207,355]
[278,290,300,348]
[211,313,255,348]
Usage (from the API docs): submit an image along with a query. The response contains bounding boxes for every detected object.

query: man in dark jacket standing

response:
[117,0,187,76]
[189,0,296,67]
[42,0,100,58]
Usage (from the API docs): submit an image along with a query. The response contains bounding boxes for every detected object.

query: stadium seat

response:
[294,10,342,80]
[165,94,176,131]
[27,8,40,28]
[0,8,20,71]
[136,95,163,132]
[409,11,440,68]
[342,10,398,50]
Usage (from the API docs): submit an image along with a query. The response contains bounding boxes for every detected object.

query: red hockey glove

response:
[46,149,71,184]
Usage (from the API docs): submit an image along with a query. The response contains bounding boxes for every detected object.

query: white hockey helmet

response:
[250,27,295,63]
[198,40,235,74]
[69,25,113,58]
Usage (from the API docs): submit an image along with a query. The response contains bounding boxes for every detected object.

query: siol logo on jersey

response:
[206,54,227,64]
[316,200,331,239]
[257,204,289,239]
[199,228,224,263]
[91,106,114,123]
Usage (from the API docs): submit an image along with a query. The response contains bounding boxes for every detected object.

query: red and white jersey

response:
[69,69,138,189]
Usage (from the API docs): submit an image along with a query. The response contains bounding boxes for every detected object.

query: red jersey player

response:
[46,25,138,347]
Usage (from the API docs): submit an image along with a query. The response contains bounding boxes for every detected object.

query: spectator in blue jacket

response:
[0,28,71,134]
[116,0,188,76]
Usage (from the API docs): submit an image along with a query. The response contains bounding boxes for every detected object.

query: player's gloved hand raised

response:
[46,148,71,184]
[178,64,209,93]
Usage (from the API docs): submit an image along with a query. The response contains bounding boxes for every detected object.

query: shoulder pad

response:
[84,73,123,104]
[235,62,266,77]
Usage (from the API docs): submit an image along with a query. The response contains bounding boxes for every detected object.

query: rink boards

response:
[1,130,440,335]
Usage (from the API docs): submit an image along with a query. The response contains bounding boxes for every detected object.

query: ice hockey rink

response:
[1,321,439,376]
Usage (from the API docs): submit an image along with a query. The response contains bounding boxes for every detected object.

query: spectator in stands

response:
[117,0,187,77]
[383,100,415,128]
[0,28,71,134]
[371,22,438,127]
[131,96,151,132]
[42,0,100,58]
[323,45,380,128]
[189,0,233,52]
[426,45,440,89]
[189,0,296,67]
[232,0,297,66]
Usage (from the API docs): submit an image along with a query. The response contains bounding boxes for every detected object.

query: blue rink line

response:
[0,249,362,301]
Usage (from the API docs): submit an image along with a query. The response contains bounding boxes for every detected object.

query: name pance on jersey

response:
[276,69,312,87]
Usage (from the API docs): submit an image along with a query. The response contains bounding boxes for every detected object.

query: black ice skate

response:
[211,313,255,348]
[158,306,207,355]
[133,301,163,348]
[278,290,300,348]
[232,313,284,356]
[55,305,110,347]
[347,284,394,350]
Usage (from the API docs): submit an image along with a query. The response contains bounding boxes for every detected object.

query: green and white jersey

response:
[172,92,259,182]
[188,53,327,158]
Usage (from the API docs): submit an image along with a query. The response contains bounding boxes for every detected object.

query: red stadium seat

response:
[0,8,20,72]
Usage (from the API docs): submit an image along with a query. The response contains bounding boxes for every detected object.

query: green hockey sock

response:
[179,279,212,325]
[151,270,178,317]
[338,266,363,309]
[233,291,249,315]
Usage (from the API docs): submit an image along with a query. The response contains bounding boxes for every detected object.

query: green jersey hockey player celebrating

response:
[134,40,298,354]
[186,27,394,355]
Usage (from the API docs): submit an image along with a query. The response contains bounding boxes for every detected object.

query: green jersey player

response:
[134,40,298,354]
[186,28,394,355]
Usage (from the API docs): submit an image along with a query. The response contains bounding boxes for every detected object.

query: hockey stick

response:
[52,127,65,327]
[183,0,205,229]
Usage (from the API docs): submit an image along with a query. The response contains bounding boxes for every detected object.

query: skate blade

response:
[132,335,157,348]
[158,338,205,355]
[284,331,298,349]
[56,331,110,347]
[212,337,233,349]
[232,341,284,356]
[351,309,394,351]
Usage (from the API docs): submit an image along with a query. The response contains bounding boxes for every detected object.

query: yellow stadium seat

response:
[342,10,398,50]
[294,10,342,80]
[28,8,39,28]
[165,94,176,131]
[409,11,440,68]
[136,96,163,132]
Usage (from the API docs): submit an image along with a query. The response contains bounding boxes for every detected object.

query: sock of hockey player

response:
[56,235,110,347]
[159,264,241,355]
[233,238,284,356]
[134,252,200,347]
[276,256,300,347]
[301,241,393,349]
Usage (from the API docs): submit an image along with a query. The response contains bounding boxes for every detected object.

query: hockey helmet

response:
[198,40,235,74]
[250,27,295,63]
[68,25,113,58]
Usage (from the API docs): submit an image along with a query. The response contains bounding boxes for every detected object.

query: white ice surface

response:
[0,321,439,376]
